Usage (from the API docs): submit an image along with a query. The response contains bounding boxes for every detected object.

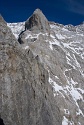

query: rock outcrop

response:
[18,9,50,44]
[25,9,50,33]
[0,15,62,125]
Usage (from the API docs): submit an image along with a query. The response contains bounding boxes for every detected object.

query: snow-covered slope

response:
[7,10,84,125]
[7,22,25,38]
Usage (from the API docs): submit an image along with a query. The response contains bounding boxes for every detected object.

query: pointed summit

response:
[25,9,50,33]
[0,14,7,25]
[33,8,43,14]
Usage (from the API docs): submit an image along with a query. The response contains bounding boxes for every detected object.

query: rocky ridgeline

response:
[0,15,62,125]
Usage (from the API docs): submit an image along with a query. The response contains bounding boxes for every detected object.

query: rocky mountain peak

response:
[25,8,50,33]
[0,14,6,25]
[33,8,42,14]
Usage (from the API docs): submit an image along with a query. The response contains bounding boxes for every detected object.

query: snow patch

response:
[24,46,29,50]
[56,34,65,39]
[70,85,83,100]
[62,116,68,125]
[55,76,59,79]
[49,76,84,117]
[7,22,25,39]
[50,34,55,38]
[62,116,74,125]
[49,77,63,92]
[48,39,61,50]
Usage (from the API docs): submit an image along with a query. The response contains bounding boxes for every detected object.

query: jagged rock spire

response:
[25,9,50,33]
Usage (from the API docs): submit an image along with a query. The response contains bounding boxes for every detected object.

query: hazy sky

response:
[0,0,84,25]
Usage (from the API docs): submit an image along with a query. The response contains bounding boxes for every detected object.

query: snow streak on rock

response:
[7,22,25,38]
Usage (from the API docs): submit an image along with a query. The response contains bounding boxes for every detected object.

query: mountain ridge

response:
[0,14,62,125]
[1,9,84,125]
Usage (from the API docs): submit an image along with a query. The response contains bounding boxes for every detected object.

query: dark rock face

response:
[0,16,62,125]
[0,118,5,125]
[25,9,50,33]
